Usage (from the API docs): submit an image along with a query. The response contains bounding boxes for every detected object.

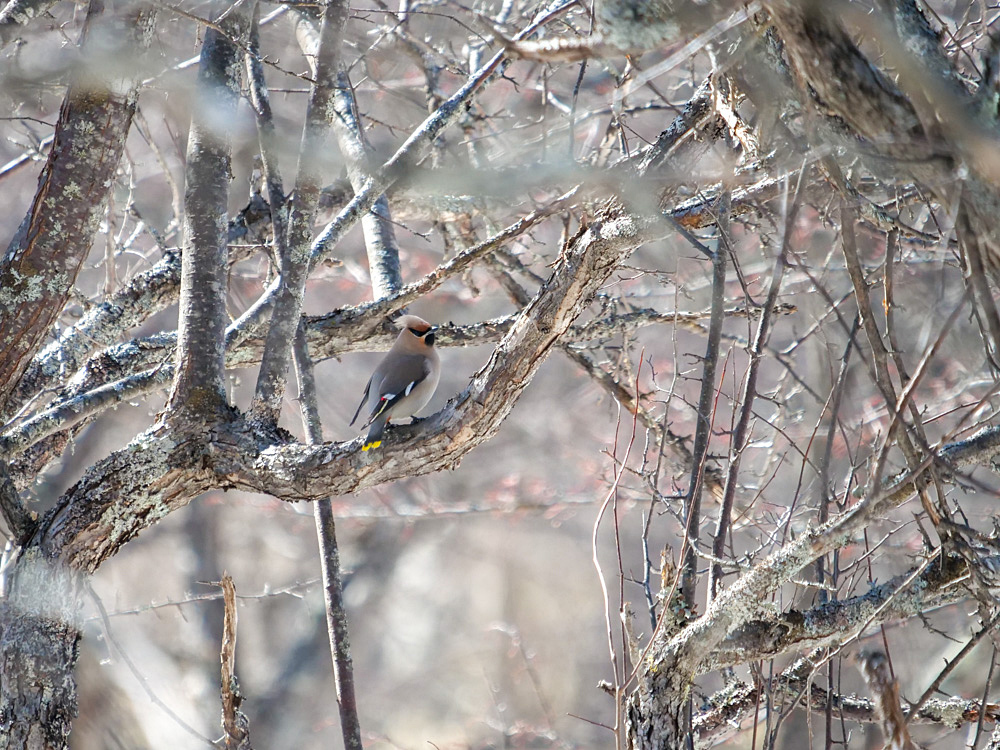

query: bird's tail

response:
[362,416,388,451]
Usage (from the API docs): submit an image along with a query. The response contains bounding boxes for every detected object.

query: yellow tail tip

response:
[362,440,381,451]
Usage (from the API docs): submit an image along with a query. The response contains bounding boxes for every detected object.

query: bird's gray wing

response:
[349,372,374,426]
[365,354,431,422]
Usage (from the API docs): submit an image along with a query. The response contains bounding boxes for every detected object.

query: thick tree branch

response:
[707,552,968,672]
[0,0,155,422]
[764,0,1000,256]
[35,207,660,570]
[0,461,32,544]
[167,1,252,416]
[248,0,349,427]
[11,200,269,419]
[694,654,999,749]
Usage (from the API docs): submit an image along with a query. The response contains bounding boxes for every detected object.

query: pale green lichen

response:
[97,434,176,548]
[0,267,45,305]
[925,697,973,729]
[46,272,69,294]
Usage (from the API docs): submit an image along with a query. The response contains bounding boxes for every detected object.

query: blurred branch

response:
[293,323,363,750]
[0,0,57,48]
[87,582,212,744]
[766,0,1000,264]
[840,193,925,474]
[958,198,1000,372]
[219,573,252,750]
[856,649,919,750]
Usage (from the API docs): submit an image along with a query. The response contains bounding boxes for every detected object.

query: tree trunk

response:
[0,553,82,750]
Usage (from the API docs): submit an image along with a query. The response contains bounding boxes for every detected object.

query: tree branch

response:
[167,0,252,416]
[219,573,252,750]
[36,206,660,571]
[247,0,349,427]
[0,0,155,422]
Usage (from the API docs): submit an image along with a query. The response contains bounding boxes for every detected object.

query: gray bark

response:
[0,0,155,422]
[168,2,253,417]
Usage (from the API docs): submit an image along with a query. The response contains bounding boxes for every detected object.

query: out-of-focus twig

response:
[219,573,252,750]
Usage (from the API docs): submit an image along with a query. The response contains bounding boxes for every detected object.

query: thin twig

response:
[293,322,363,750]
[219,573,252,750]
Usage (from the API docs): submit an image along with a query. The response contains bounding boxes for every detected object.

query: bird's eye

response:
[408,327,426,337]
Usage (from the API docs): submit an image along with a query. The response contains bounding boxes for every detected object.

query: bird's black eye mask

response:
[409,327,436,346]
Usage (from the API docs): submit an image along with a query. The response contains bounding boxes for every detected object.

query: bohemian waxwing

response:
[350,315,441,451]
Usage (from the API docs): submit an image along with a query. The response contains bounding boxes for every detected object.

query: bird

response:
[855,649,920,750]
[350,315,441,451]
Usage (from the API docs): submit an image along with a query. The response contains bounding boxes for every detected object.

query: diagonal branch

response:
[36,205,662,571]
[706,552,969,672]
[0,0,156,422]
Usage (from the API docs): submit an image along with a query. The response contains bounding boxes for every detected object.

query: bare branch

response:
[293,323,362,750]
[219,573,252,750]
[167,0,253,416]
[0,0,155,422]
[247,0,349,428]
